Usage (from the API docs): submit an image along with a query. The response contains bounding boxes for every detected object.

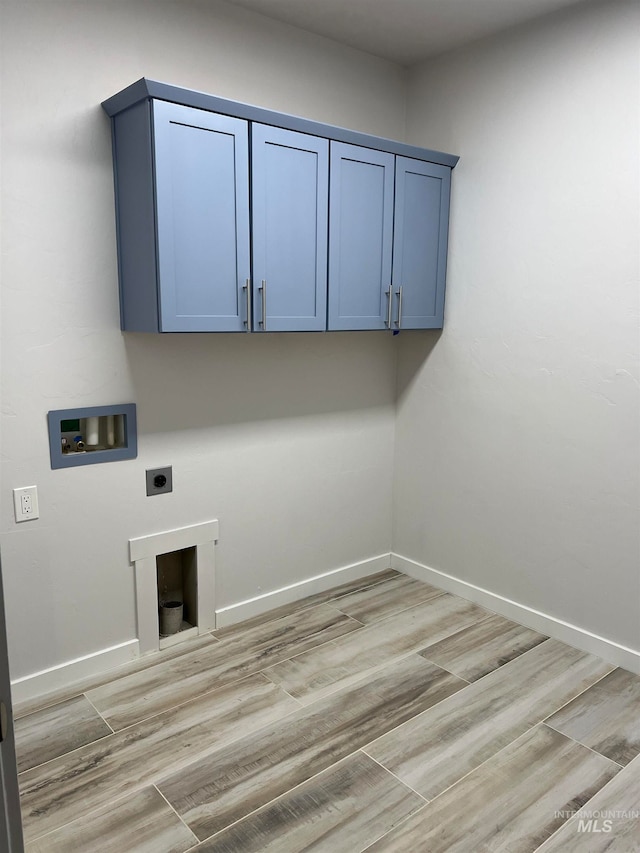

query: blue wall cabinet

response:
[391,157,452,330]
[328,143,395,331]
[103,80,458,333]
[153,102,251,332]
[109,99,250,332]
[251,125,328,332]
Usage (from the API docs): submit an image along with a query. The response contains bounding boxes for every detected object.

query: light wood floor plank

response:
[212,569,400,640]
[545,667,640,765]
[15,571,635,853]
[265,594,487,704]
[15,695,112,773]
[192,752,424,853]
[364,638,613,800]
[157,655,465,841]
[87,603,360,730]
[329,574,444,624]
[25,786,197,853]
[364,725,619,852]
[419,612,548,681]
[13,633,222,721]
[535,751,640,851]
[19,674,298,844]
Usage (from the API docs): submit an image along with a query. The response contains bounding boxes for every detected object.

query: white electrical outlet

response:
[13,486,39,523]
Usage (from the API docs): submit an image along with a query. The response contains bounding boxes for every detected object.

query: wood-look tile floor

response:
[14,570,640,852]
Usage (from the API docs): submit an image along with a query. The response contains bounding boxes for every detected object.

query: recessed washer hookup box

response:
[47,403,137,469]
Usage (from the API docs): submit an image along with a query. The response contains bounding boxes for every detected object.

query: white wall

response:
[0,0,406,682]
[395,0,640,654]
[4,0,637,693]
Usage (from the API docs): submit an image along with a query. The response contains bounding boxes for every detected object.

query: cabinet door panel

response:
[153,101,250,332]
[393,157,451,330]
[328,143,394,331]
[252,125,328,332]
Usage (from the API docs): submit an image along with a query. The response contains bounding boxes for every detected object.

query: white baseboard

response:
[10,639,139,704]
[20,552,631,705]
[215,554,393,629]
[392,553,640,675]
[10,556,392,706]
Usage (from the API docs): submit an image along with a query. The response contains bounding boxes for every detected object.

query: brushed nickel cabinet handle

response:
[386,287,393,327]
[243,278,252,331]
[395,286,403,329]
[259,279,267,329]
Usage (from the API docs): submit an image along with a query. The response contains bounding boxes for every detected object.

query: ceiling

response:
[224,0,592,65]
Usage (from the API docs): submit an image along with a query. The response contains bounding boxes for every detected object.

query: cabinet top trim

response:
[102,78,459,169]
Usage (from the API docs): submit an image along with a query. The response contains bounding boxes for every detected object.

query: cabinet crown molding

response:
[102,77,459,169]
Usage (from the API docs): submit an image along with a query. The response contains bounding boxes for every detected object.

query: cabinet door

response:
[153,101,250,332]
[251,125,328,332]
[328,143,394,331]
[392,157,451,330]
